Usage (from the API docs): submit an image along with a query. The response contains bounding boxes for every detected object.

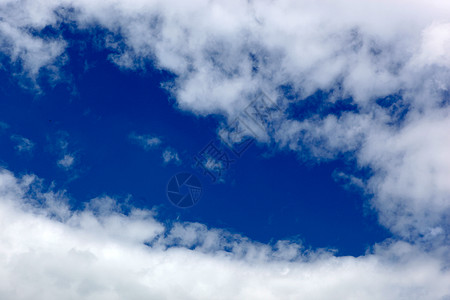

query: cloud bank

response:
[0,169,449,300]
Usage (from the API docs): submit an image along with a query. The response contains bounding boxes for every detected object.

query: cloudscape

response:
[0,0,449,299]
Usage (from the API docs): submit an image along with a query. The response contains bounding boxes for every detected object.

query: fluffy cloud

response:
[1,0,450,296]
[1,0,448,105]
[360,109,450,241]
[0,168,449,300]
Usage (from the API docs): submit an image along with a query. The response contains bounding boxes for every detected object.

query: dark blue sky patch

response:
[376,93,410,126]
[286,88,358,122]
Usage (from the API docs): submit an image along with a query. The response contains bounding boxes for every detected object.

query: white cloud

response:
[358,108,450,241]
[204,157,223,172]
[4,0,450,108]
[0,168,449,300]
[10,134,34,154]
[48,131,78,172]
[130,134,181,165]
[129,132,162,151]
[57,154,75,170]
[162,148,181,165]
[1,0,450,284]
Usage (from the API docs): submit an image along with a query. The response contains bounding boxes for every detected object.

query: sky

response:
[0,0,449,299]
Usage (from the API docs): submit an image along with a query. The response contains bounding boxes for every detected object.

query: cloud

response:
[0,168,449,300]
[10,134,34,154]
[358,109,450,241]
[1,0,450,280]
[57,154,75,170]
[47,131,79,173]
[162,148,181,165]
[0,0,66,81]
[130,133,182,165]
[129,132,162,151]
[2,0,449,111]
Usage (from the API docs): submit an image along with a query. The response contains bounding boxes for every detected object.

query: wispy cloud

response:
[48,131,78,172]
[129,132,162,151]
[57,154,75,170]
[162,148,181,165]
[10,134,34,154]
[130,133,182,165]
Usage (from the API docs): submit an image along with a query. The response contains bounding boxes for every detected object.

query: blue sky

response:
[0,1,449,299]
[0,40,389,256]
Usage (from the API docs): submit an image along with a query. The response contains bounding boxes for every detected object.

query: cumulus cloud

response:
[359,109,450,241]
[0,168,449,300]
